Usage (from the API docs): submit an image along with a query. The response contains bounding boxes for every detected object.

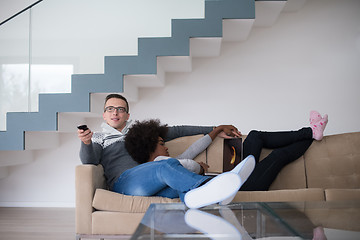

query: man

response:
[78,94,250,208]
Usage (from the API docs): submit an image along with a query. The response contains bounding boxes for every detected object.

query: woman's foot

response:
[310,111,328,141]
[220,155,255,205]
[313,226,327,240]
[310,110,322,124]
[184,172,241,209]
[185,209,242,240]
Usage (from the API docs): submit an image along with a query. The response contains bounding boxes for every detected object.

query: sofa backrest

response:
[304,132,360,189]
[166,132,360,190]
[260,148,307,190]
[166,134,206,163]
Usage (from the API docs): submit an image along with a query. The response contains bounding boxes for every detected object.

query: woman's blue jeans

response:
[112,158,209,201]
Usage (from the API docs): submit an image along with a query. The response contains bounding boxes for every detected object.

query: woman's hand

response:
[209,125,242,140]
[198,161,209,175]
[77,128,93,145]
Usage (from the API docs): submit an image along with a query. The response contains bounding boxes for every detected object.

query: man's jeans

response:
[112,158,209,201]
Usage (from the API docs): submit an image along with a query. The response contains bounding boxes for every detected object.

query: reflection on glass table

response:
[131,201,360,240]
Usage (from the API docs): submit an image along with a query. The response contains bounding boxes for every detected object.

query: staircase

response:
[0,0,307,178]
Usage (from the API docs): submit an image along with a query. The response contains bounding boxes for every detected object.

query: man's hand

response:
[209,125,242,140]
[77,128,93,145]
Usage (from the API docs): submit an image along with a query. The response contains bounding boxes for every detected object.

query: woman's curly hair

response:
[125,119,168,164]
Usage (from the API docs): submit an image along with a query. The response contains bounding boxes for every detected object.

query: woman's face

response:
[149,137,169,161]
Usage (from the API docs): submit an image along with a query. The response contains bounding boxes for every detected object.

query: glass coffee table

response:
[131,201,360,240]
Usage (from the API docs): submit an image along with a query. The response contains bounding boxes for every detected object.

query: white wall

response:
[0,0,359,207]
[0,133,78,207]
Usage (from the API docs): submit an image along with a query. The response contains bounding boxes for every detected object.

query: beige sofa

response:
[75,132,360,239]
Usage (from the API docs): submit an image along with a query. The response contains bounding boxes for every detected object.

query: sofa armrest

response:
[75,164,106,235]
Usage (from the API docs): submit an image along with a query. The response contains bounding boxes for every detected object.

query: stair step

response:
[57,112,100,133]
[25,132,59,150]
[0,167,8,179]
[222,19,255,42]
[0,152,33,179]
[254,1,286,27]
[0,150,33,175]
[190,37,223,57]
[124,63,165,88]
[283,0,307,12]
[157,56,192,73]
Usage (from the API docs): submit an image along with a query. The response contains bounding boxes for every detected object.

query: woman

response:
[118,120,255,208]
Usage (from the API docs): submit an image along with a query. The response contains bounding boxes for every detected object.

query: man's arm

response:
[165,125,214,142]
[78,128,102,165]
[79,142,102,165]
[176,125,241,161]
[165,125,241,142]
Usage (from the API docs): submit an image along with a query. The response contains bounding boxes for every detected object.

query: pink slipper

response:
[310,110,322,125]
[312,226,327,240]
[311,114,328,141]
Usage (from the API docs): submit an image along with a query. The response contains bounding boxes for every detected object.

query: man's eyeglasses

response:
[104,106,128,113]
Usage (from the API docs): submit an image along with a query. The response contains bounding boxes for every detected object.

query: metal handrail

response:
[0,0,43,26]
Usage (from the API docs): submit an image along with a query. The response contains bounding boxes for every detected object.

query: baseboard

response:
[0,201,75,208]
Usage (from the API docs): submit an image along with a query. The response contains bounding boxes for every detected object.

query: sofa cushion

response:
[304,132,360,189]
[92,189,179,213]
[325,188,360,201]
[232,188,325,202]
